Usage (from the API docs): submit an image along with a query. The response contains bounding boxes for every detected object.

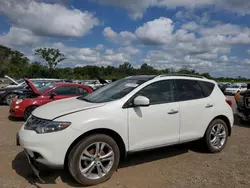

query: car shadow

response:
[233,114,250,128]
[12,140,207,187]
[8,115,24,122]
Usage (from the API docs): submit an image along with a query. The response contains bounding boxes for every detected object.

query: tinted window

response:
[176,79,204,101]
[198,81,215,97]
[53,86,78,96]
[135,80,175,105]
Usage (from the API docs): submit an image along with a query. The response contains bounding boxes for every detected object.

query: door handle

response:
[168,109,179,114]
[205,104,213,108]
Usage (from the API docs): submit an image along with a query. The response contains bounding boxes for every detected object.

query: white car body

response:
[18,75,234,169]
[224,84,247,95]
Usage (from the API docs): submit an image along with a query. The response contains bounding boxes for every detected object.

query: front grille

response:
[24,115,51,130]
[245,97,250,109]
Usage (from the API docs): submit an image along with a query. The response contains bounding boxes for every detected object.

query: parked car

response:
[17,74,234,186]
[235,87,250,123]
[10,79,93,120]
[4,75,61,88]
[224,83,247,95]
[0,84,33,105]
[0,78,62,105]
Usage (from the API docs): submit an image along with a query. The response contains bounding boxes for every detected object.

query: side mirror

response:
[133,96,150,107]
[50,92,57,99]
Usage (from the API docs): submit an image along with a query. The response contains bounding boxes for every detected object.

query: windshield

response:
[37,83,56,94]
[78,77,151,103]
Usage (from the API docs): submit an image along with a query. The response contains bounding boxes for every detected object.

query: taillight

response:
[226,99,232,107]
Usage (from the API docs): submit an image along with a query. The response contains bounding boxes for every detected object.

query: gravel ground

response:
[0,96,249,188]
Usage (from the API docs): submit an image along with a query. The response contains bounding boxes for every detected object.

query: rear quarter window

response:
[198,81,215,97]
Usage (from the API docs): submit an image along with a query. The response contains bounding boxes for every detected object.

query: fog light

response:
[15,106,19,109]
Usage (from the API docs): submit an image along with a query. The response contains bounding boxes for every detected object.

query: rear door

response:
[175,79,215,142]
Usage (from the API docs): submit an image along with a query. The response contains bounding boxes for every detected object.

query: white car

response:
[224,84,247,95]
[17,74,234,186]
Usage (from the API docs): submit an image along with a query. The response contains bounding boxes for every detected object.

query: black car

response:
[235,84,250,123]
[0,85,35,105]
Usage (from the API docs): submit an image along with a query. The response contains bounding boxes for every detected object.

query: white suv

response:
[17,74,234,186]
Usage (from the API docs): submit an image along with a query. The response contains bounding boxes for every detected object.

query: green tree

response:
[35,47,66,69]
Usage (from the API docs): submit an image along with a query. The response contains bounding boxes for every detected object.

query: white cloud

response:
[103,27,136,45]
[219,55,229,62]
[118,46,140,56]
[135,17,174,45]
[94,0,250,19]
[95,44,104,50]
[50,43,133,67]
[0,27,41,46]
[0,0,99,37]
[247,49,250,54]
[245,59,250,65]
[181,21,199,31]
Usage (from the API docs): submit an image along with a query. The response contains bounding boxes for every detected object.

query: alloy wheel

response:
[210,124,226,149]
[79,142,114,180]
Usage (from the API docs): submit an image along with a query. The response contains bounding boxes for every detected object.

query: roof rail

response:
[156,73,207,79]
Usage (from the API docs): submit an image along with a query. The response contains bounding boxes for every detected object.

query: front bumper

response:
[9,102,25,117]
[17,124,82,168]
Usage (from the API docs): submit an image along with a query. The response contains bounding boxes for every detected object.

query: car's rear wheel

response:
[68,134,120,186]
[204,119,229,153]
[5,93,18,105]
[23,106,37,120]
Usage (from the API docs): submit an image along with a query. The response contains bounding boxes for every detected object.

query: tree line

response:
[0,45,249,82]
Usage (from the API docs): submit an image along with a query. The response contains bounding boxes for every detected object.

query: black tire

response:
[4,93,18,105]
[68,134,120,186]
[204,119,229,153]
[23,106,37,120]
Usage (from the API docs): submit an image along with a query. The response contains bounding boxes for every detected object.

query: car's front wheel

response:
[5,93,18,105]
[68,134,120,186]
[204,119,229,153]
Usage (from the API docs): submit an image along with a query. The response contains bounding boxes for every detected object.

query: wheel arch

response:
[205,115,232,137]
[64,128,127,167]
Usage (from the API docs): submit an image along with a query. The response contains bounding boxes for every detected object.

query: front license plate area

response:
[24,150,45,183]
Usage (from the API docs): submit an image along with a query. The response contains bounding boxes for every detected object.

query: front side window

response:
[53,86,78,96]
[176,79,204,101]
[135,80,176,105]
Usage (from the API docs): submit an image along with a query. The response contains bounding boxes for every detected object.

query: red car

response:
[9,79,93,120]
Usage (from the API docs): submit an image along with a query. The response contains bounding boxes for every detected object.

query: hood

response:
[24,78,40,95]
[4,75,18,85]
[0,85,26,92]
[32,97,106,120]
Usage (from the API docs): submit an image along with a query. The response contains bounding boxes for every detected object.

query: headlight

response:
[24,116,71,134]
[0,91,5,94]
[34,121,71,134]
[15,99,23,104]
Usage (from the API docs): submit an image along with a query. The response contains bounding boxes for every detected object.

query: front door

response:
[127,80,180,151]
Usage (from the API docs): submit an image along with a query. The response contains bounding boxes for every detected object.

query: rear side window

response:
[198,81,215,97]
[175,79,205,101]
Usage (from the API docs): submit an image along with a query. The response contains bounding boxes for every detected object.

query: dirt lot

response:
[0,96,250,188]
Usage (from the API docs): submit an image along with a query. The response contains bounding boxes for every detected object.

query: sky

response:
[0,0,250,78]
